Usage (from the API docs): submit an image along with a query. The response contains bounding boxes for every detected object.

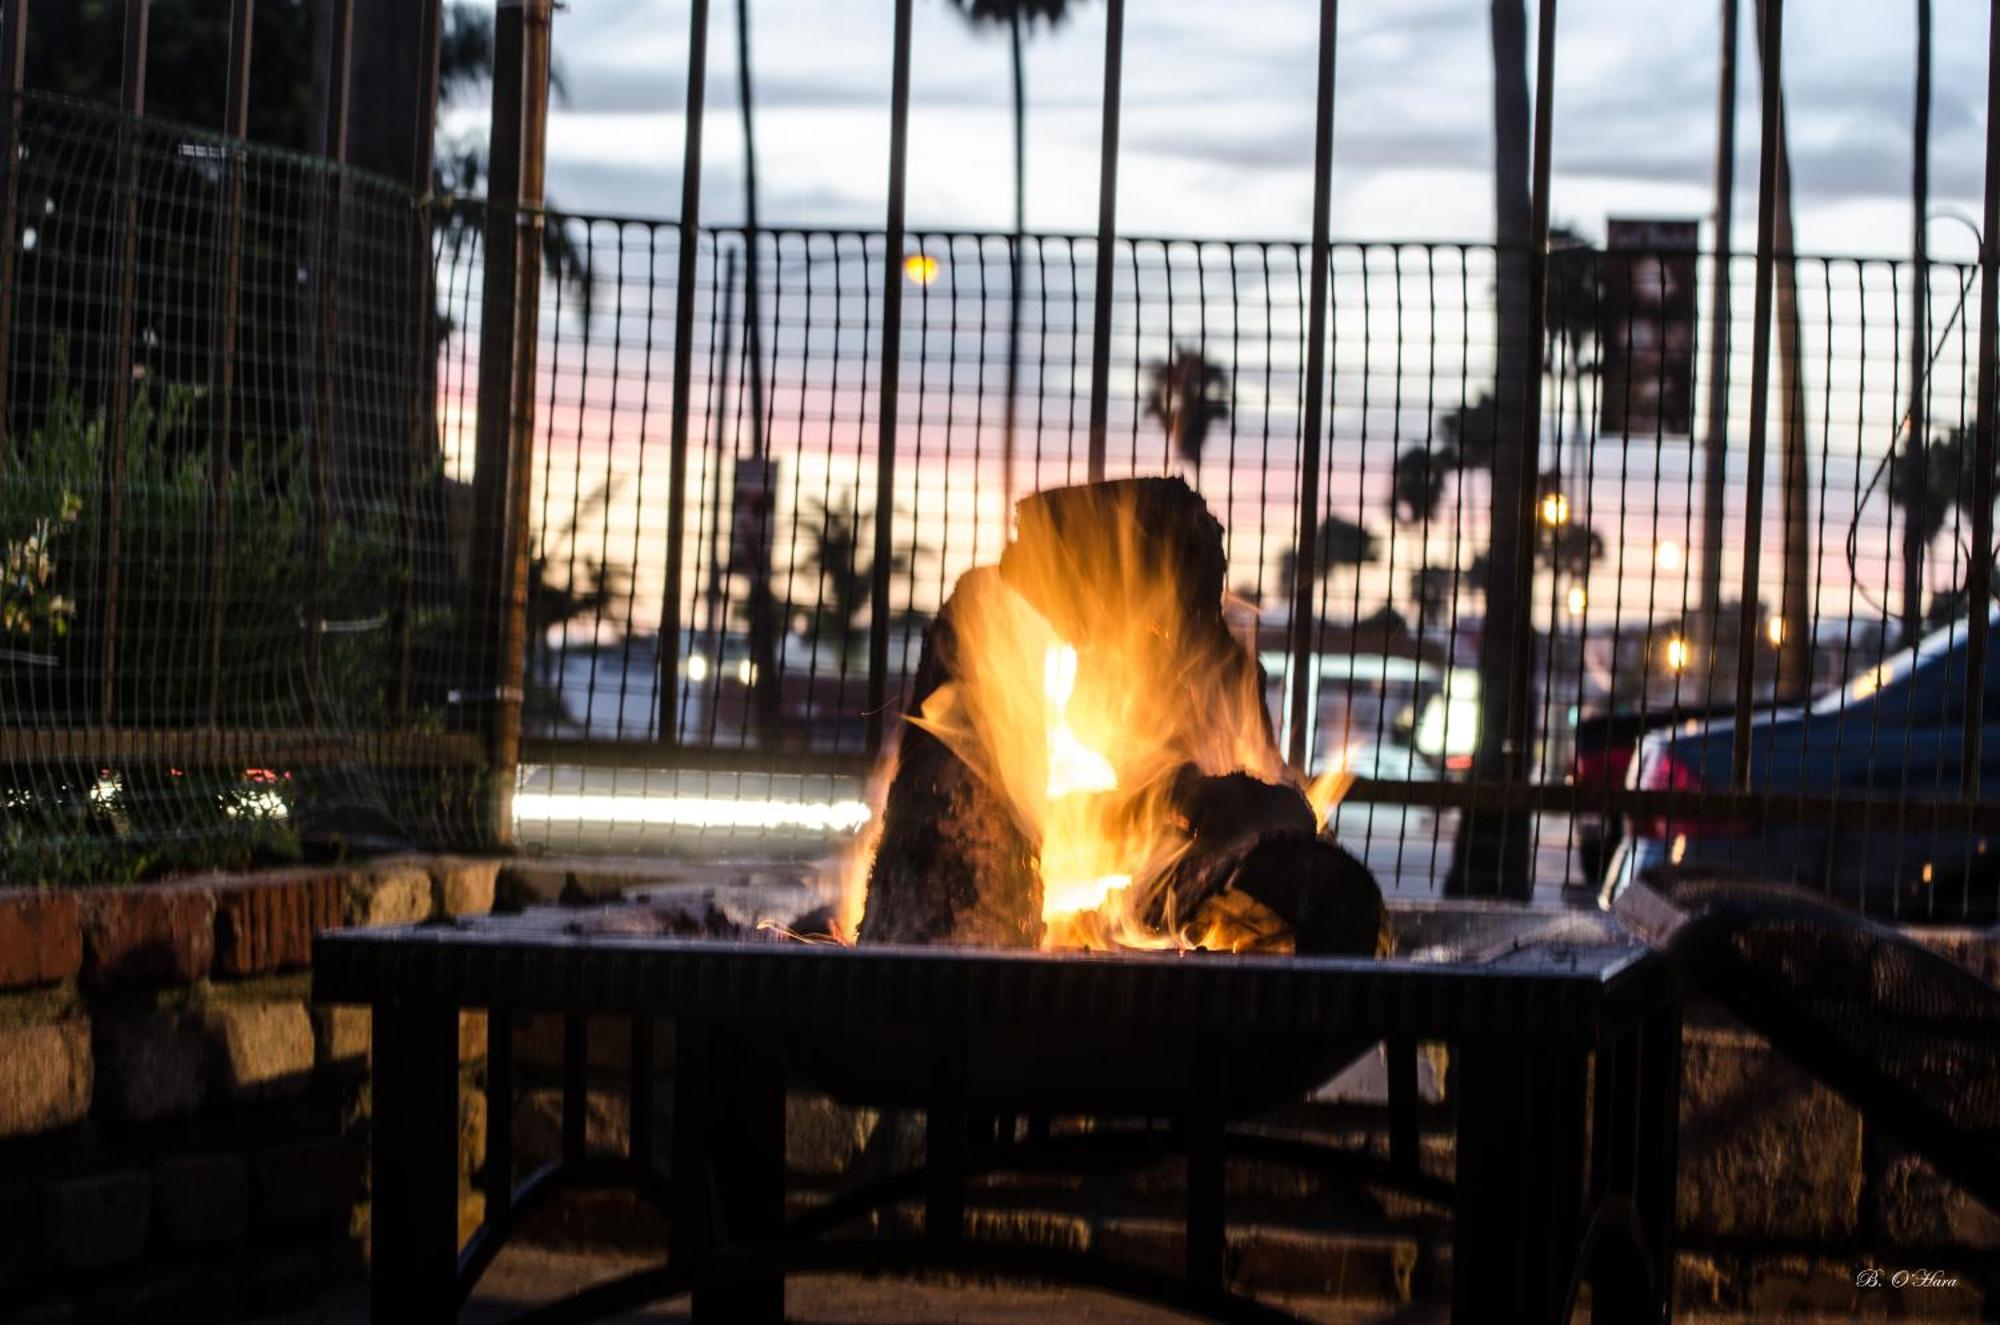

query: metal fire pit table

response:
[315,906,1682,1325]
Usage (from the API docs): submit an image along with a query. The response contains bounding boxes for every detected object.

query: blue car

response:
[1606,613,2000,921]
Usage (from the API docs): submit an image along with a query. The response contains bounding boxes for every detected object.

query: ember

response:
[854,478,1383,956]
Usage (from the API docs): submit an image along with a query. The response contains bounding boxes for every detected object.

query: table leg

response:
[1632,1004,1682,1316]
[370,1000,462,1324]
[1452,1038,1588,1325]
[679,1020,786,1325]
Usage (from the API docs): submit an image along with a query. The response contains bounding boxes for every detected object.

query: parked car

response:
[1569,702,1731,886]
[1605,613,2000,920]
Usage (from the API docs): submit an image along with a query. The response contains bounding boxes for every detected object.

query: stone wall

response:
[0,857,497,1324]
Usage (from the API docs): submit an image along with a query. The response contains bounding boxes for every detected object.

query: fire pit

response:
[314,898,1681,1325]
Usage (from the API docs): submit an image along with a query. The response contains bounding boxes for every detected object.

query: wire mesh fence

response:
[480,204,2000,920]
[1,90,482,882]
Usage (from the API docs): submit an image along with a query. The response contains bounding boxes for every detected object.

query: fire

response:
[896,482,1304,952]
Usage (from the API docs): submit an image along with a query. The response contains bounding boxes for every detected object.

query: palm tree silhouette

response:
[944,1,1089,510]
[1142,346,1231,474]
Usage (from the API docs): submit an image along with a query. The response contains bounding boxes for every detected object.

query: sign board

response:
[1597,218,1698,439]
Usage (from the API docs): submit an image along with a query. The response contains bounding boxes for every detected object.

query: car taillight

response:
[1573,746,1633,790]
[1630,749,1748,839]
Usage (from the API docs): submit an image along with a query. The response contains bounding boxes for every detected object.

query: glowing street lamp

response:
[904,252,941,286]
[1765,614,1786,648]
[1538,490,1570,527]
[1663,635,1692,673]
[1565,584,1588,617]
[1655,539,1684,572]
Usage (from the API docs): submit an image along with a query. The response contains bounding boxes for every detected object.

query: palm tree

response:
[796,494,917,662]
[1276,514,1382,601]
[1143,345,1232,474]
[944,1,1087,511]
[1545,226,1601,443]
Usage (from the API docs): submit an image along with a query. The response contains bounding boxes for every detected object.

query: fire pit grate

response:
[317,900,1681,1324]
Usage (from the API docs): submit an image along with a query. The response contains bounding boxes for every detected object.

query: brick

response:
[312,1004,370,1067]
[239,1239,361,1317]
[95,1012,209,1121]
[0,890,81,990]
[513,1087,628,1169]
[461,1085,486,1182]
[212,872,341,977]
[430,857,500,918]
[342,865,433,928]
[202,1001,313,1099]
[77,886,214,987]
[1678,1023,1862,1240]
[1231,1226,1416,1300]
[0,1019,90,1138]
[44,1171,150,1272]
[153,1153,249,1249]
[255,1138,360,1229]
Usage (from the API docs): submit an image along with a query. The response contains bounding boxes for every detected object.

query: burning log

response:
[858,478,1382,957]
[858,571,1043,948]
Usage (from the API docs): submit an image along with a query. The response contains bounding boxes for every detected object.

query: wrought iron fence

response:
[476,204,2000,920]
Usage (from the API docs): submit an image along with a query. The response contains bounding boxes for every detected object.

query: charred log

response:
[858,577,1043,948]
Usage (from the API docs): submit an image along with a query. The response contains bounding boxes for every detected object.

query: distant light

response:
[1655,539,1684,572]
[512,792,871,833]
[1664,635,1691,673]
[1538,491,1570,527]
[1565,585,1588,616]
[685,653,710,682]
[904,253,940,286]
[1765,614,1786,648]
[736,658,756,686]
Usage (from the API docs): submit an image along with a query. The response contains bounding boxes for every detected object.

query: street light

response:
[1765,614,1786,648]
[1538,490,1570,527]
[1655,539,1684,572]
[904,252,941,286]
[1664,634,1692,673]
[1565,584,1588,616]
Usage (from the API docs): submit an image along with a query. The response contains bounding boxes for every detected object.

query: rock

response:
[341,864,433,928]
[255,1138,361,1229]
[44,1171,150,1272]
[95,1012,209,1121]
[430,857,500,918]
[0,1020,90,1139]
[785,1092,877,1179]
[0,891,82,990]
[312,1004,370,1068]
[202,1002,314,1099]
[153,1153,249,1248]
[1678,1022,1862,1240]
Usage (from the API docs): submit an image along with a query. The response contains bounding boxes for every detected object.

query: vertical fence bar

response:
[1962,0,2000,798]
[0,0,30,446]
[305,0,353,728]
[1732,0,1783,789]
[655,0,710,748]
[1504,0,1558,784]
[98,0,149,721]
[1902,0,1931,646]
[1698,0,1737,635]
[394,0,445,725]
[864,0,914,757]
[467,0,551,842]
[1083,0,1124,483]
[1284,0,1340,770]
[202,0,255,725]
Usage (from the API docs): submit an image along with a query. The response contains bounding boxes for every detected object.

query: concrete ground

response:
[272,1246,1892,1324]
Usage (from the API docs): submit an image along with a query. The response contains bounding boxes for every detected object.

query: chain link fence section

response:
[1,90,484,883]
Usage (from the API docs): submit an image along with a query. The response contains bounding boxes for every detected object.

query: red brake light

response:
[1631,749,1747,839]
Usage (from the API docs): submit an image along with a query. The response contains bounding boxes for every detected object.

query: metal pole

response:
[656,0,710,746]
[865,0,914,757]
[1961,0,2000,799]
[305,0,353,729]
[1284,0,1339,771]
[1504,0,1559,784]
[99,0,149,722]
[1084,0,1124,483]
[1698,0,1737,640]
[0,0,30,447]
[394,0,446,725]
[1902,0,1932,646]
[1731,0,1783,790]
[201,0,255,726]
